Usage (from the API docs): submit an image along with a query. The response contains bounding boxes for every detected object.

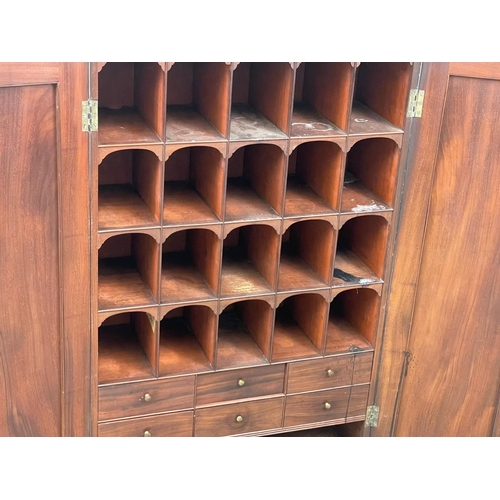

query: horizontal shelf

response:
[291,103,346,138]
[99,184,159,231]
[325,315,374,355]
[166,105,225,143]
[159,317,212,376]
[333,250,382,287]
[341,174,392,214]
[349,102,403,137]
[217,311,268,370]
[98,257,156,311]
[161,253,217,304]
[284,176,337,218]
[221,248,274,298]
[98,324,154,385]
[98,108,162,147]
[164,182,220,226]
[225,178,280,222]
[230,104,287,142]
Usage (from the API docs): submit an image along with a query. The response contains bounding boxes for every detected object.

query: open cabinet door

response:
[371,63,500,436]
[0,63,91,436]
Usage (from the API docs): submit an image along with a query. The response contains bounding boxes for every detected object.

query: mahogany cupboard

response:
[1,62,498,437]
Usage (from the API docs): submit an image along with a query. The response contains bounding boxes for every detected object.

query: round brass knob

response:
[324,402,332,410]
[235,415,243,423]
[238,379,245,387]
[144,393,152,402]
[327,369,334,377]
[144,430,152,437]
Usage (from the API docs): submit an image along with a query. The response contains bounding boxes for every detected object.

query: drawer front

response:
[196,365,285,405]
[284,387,350,427]
[352,352,374,385]
[287,355,353,394]
[99,376,195,421]
[194,397,284,437]
[98,411,193,437]
[347,384,370,419]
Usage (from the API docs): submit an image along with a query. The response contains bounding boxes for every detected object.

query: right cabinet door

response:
[393,63,500,436]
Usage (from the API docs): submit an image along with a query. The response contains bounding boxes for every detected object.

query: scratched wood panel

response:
[395,73,500,436]
[0,84,61,436]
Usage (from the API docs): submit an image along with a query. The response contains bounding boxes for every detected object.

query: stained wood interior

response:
[98,233,159,310]
[326,288,379,354]
[98,312,156,384]
[230,62,292,140]
[217,301,270,369]
[166,62,230,142]
[272,294,326,362]
[292,62,352,136]
[279,220,334,292]
[98,149,161,230]
[98,62,164,143]
[159,306,216,375]
[354,62,412,129]
[221,225,279,298]
[285,141,342,216]
[226,144,285,222]
[335,216,388,284]
[161,229,220,304]
[345,138,400,207]
[164,147,224,225]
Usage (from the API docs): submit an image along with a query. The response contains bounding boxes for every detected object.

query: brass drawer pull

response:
[144,393,152,402]
[237,379,245,387]
[144,430,152,437]
[326,369,334,377]
[235,415,243,423]
[324,402,332,410]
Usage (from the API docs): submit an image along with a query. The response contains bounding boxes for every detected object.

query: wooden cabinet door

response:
[0,64,90,436]
[371,63,500,436]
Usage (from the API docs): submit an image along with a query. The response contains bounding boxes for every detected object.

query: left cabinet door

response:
[0,63,91,436]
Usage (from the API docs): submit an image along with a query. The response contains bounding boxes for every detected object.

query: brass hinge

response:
[82,99,98,132]
[365,405,380,427]
[407,89,425,118]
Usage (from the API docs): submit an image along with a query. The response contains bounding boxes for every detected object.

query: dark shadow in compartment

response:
[285,141,342,217]
[353,62,412,130]
[98,312,156,384]
[98,62,164,145]
[342,138,400,213]
[217,300,272,369]
[326,288,379,355]
[272,294,327,362]
[98,233,159,311]
[291,62,352,137]
[159,305,216,376]
[334,216,388,287]
[161,229,220,304]
[98,149,161,230]
[225,144,285,222]
[230,62,293,141]
[164,147,224,225]
[279,220,334,292]
[166,62,230,142]
[221,225,279,298]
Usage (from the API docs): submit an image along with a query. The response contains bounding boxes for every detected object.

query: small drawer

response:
[347,384,370,419]
[284,387,350,427]
[286,355,353,394]
[352,352,373,385]
[194,397,284,436]
[99,376,195,421]
[98,411,193,437]
[196,365,285,406]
